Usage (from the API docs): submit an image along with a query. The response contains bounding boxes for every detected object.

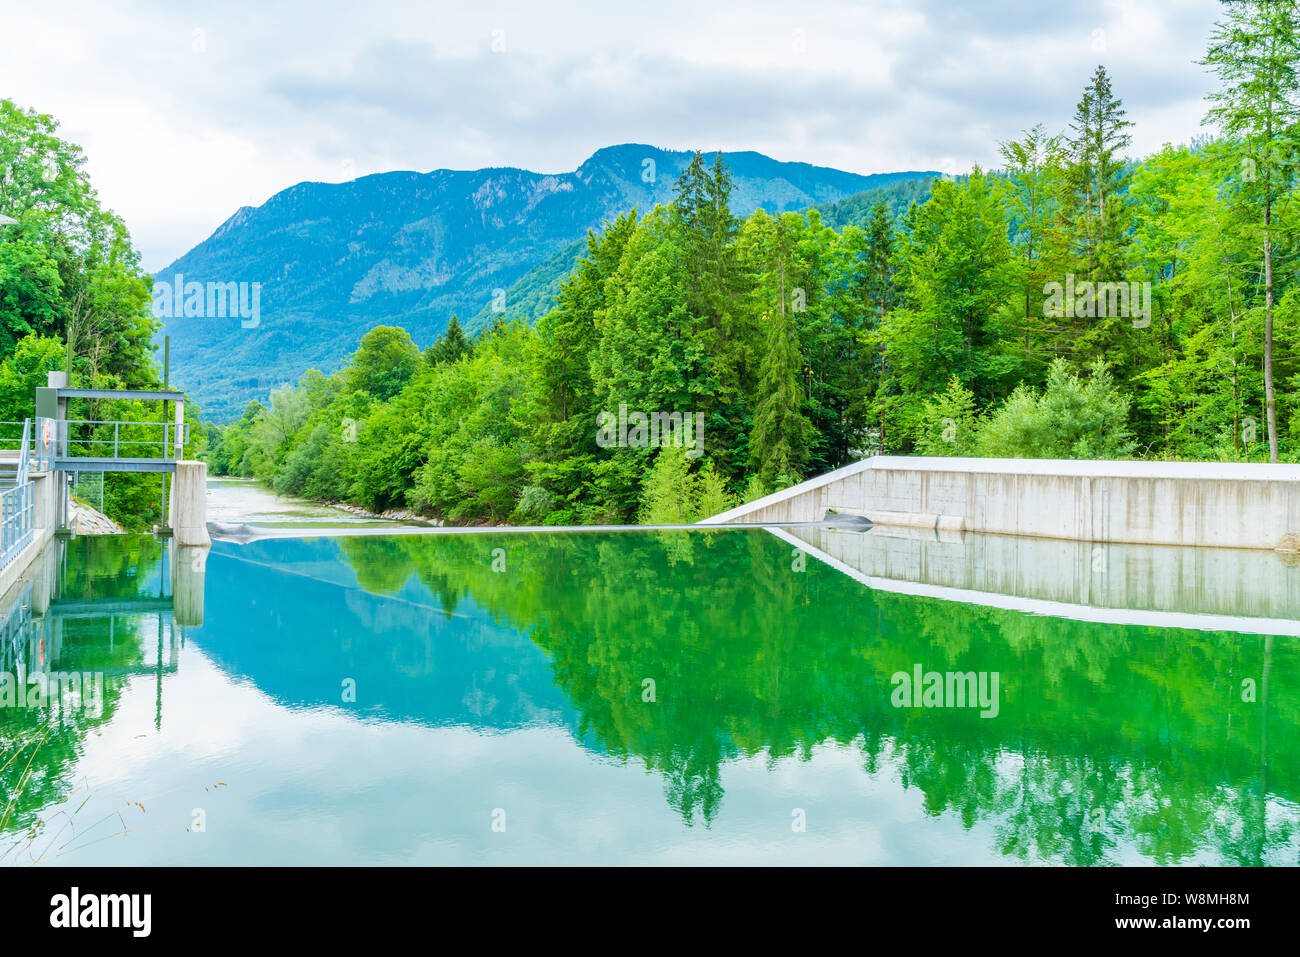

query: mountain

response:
[465,174,949,333]
[154,144,937,420]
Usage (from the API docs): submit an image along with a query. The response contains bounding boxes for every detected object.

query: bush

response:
[696,460,737,518]
[638,446,699,524]
[515,484,555,523]
[915,377,981,456]
[975,359,1135,459]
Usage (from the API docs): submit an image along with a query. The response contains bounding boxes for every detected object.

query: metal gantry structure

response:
[34,376,188,533]
[0,378,190,571]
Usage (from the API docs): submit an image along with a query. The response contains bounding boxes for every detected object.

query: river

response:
[204,476,419,529]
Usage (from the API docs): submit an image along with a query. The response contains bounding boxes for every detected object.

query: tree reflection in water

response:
[334,529,1300,864]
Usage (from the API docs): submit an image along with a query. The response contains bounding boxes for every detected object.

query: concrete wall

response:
[706,456,1300,551]
[0,471,59,600]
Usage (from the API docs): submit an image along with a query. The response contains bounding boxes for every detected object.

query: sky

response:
[1,0,1225,271]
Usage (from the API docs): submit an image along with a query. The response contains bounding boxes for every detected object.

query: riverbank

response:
[205,477,429,529]
[68,497,125,534]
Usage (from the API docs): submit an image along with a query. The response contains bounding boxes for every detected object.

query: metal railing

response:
[0,420,28,449]
[0,418,36,571]
[46,418,189,461]
[0,478,34,571]
[0,412,189,571]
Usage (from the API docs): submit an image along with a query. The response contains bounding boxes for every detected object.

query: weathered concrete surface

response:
[0,471,59,600]
[169,460,211,546]
[706,456,1300,551]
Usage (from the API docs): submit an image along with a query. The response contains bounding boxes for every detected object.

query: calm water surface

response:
[2,527,1296,866]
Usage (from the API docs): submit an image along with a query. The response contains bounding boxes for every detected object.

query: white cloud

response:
[0,0,1224,270]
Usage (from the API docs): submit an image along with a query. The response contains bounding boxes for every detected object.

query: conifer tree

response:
[748,220,812,484]
[999,123,1067,365]
[427,315,472,365]
[1065,66,1133,281]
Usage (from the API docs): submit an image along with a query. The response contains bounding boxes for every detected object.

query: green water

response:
[2,530,1297,865]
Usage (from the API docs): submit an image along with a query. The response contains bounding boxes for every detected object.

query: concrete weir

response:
[704,456,1300,552]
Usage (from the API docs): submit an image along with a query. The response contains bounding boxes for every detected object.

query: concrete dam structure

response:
[706,456,1300,552]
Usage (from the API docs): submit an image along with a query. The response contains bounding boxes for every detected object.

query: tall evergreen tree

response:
[862,201,896,451]
[670,151,752,478]
[1065,66,1134,281]
[748,218,812,484]
[427,314,472,365]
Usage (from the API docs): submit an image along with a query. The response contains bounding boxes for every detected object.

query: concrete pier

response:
[169,460,211,547]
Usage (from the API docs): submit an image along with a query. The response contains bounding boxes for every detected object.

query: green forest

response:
[206,6,1300,525]
[3,3,1299,529]
[0,100,200,529]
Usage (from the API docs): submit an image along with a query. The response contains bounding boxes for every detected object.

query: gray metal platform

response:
[53,457,178,473]
[55,387,185,402]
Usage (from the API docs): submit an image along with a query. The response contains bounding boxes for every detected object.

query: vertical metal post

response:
[160,336,171,530]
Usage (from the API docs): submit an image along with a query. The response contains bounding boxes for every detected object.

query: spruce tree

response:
[427,314,472,365]
[1066,66,1133,281]
[998,124,1066,365]
[749,219,811,485]
[863,201,896,452]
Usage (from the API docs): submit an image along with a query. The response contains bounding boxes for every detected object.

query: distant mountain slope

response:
[471,173,945,333]
[811,175,939,229]
[467,236,588,332]
[156,144,936,419]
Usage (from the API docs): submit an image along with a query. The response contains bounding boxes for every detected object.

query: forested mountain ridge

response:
[209,14,1300,527]
[157,144,936,419]
[472,172,951,332]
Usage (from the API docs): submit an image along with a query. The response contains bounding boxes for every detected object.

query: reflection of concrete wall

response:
[27,534,61,616]
[784,524,1300,626]
[708,456,1300,551]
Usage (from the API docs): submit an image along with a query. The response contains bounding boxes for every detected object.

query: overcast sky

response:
[1,0,1224,270]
